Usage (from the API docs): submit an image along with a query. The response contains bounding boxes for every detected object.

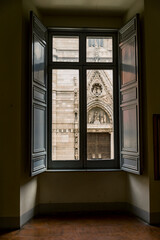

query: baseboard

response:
[0,217,20,230]
[126,203,150,223]
[38,202,152,224]
[2,202,160,229]
[38,202,126,215]
[0,206,39,229]
[20,205,39,228]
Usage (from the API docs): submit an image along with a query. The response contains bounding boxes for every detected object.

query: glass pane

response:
[52,36,79,62]
[86,37,113,62]
[52,69,79,160]
[87,70,114,160]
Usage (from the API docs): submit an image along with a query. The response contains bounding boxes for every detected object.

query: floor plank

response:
[0,214,160,240]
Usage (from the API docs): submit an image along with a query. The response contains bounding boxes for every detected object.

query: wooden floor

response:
[1,214,160,240]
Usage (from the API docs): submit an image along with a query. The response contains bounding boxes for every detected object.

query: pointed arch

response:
[87,100,113,123]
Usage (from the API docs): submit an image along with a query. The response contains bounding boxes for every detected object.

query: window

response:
[47,31,118,170]
[30,12,141,175]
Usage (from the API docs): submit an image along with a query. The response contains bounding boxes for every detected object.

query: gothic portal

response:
[52,38,114,160]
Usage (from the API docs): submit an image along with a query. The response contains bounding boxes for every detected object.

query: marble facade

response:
[52,37,113,160]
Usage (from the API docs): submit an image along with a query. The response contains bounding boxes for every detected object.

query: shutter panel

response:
[30,12,48,176]
[119,14,141,174]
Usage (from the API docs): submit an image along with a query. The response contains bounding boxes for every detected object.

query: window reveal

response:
[30,12,141,174]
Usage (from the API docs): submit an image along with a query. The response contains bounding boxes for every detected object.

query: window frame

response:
[47,28,119,170]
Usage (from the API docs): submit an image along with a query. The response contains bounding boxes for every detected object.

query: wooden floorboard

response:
[0,213,160,239]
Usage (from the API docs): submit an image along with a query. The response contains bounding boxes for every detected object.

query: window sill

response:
[46,169,122,173]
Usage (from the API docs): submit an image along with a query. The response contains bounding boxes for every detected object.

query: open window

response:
[30,12,141,175]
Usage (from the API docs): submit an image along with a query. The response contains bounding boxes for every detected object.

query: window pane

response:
[52,36,79,62]
[87,70,114,160]
[52,69,79,160]
[86,37,113,62]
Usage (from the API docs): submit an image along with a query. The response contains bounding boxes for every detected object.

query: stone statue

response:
[100,115,104,124]
[94,111,100,124]
[88,113,92,123]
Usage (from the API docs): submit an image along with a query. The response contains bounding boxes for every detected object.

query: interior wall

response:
[1,0,156,227]
[19,0,160,223]
[123,0,144,23]
[0,0,21,220]
[21,0,160,223]
[144,0,160,216]
[42,15,122,29]
[39,172,126,205]
[20,0,41,218]
[123,0,150,214]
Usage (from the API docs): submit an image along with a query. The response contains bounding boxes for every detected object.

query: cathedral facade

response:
[52,37,114,161]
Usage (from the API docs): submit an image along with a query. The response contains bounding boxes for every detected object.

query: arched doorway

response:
[87,107,113,160]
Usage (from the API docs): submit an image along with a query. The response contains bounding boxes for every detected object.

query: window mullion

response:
[80,34,87,168]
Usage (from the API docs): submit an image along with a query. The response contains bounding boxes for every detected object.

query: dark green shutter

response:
[119,15,141,174]
[30,12,48,176]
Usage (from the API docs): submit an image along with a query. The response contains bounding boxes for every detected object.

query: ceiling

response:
[33,0,138,16]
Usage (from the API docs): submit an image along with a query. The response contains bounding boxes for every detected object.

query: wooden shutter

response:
[119,15,141,174]
[30,12,48,176]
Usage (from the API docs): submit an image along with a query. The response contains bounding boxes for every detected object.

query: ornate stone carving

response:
[75,148,78,160]
[94,111,100,124]
[88,107,109,124]
[91,83,102,96]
